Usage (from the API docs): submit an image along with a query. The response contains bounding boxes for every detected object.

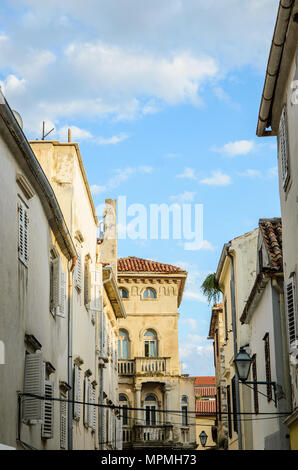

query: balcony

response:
[122,424,173,448]
[118,357,170,376]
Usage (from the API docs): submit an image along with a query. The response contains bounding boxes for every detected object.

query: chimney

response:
[68,128,71,143]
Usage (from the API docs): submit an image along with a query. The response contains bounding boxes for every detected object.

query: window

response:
[144,394,157,426]
[263,333,272,401]
[144,329,157,357]
[120,287,129,299]
[252,354,259,414]
[285,276,298,349]
[18,198,29,266]
[258,248,263,272]
[74,252,82,292]
[84,257,91,307]
[23,351,44,423]
[50,254,66,318]
[118,329,130,359]
[217,386,221,422]
[181,396,188,426]
[42,380,54,439]
[142,288,157,299]
[226,385,232,439]
[73,365,81,420]
[231,376,238,433]
[279,105,290,189]
[215,329,219,357]
[119,394,129,426]
[224,299,228,342]
[60,395,67,449]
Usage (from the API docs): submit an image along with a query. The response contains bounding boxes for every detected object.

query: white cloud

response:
[170,191,196,203]
[92,165,153,198]
[57,125,92,141]
[197,240,216,251]
[213,140,255,156]
[0,74,26,96]
[139,166,153,174]
[177,167,197,180]
[267,166,278,178]
[95,133,129,145]
[237,169,262,178]
[164,153,181,159]
[200,170,232,186]
[180,319,198,333]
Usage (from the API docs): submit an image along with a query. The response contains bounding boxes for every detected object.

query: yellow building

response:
[192,377,216,450]
[117,257,196,449]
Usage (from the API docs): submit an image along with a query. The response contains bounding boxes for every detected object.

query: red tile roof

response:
[118,257,185,274]
[196,400,216,416]
[195,386,216,397]
[259,218,282,271]
[192,376,216,386]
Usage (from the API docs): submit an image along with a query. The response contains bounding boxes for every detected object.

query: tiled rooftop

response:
[193,376,216,386]
[118,257,185,273]
[196,400,216,416]
[259,218,282,271]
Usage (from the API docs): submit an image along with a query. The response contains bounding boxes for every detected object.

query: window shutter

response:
[52,257,62,310]
[91,385,96,431]
[263,333,272,401]
[279,106,290,188]
[83,378,89,427]
[23,352,44,423]
[75,253,82,291]
[60,397,67,449]
[42,380,54,439]
[18,200,29,266]
[84,261,91,307]
[56,270,67,318]
[285,276,298,350]
[73,365,81,420]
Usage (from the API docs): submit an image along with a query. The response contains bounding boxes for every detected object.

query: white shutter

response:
[285,277,298,350]
[91,386,96,431]
[73,365,81,420]
[23,352,43,423]
[279,106,290,188]
[56,271,67,318]
[18,200,29,266]
[83,378,89,427]
[60,397,67,449]
[75,253,82,291]
[42,381,54,439]
[52,257,62,310]
[84,261,91,307]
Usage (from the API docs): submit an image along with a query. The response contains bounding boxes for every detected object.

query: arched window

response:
[144,394,157,426]
[118,329,130,359]
[181,396,188,426]
[120,287,129,299]
[142,287,157,299]
[119,394,128,426]
[144,329,157,357]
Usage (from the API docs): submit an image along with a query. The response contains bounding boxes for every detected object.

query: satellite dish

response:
[12,110,23,130]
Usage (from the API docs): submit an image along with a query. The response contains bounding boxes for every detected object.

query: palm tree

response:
[201,273,221,305]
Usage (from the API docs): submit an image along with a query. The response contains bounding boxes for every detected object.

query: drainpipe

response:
[99,265,113,450]
[227,246,243,450]
[272,277,292,413]
[67,256,76,450]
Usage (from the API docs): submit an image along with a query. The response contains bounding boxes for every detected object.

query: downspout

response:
[272,277,292,413]
[99,265,113,450]
[67,256,76,450]
[227,246,243,450]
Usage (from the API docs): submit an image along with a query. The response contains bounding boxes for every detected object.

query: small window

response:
[120,287,129,299]
[143,288,156,299]
[279,106,290,189]
[181,396,188,426]
[144,329,157,357]
[18,198,29,266]
[119,394,129,426]
[144,394,157,426]
[263,333,272,401]
[118,329,130,359]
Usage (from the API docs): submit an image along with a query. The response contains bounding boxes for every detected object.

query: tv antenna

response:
[41,121,55,140]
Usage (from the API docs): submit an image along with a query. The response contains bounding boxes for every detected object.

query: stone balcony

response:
[123,424,173,448]
[118,357,170,376]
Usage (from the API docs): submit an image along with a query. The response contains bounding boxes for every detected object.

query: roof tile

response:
[118,257,185,273]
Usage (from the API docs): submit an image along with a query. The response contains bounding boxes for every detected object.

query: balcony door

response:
[144,394,157,426]
[144,329,157,357]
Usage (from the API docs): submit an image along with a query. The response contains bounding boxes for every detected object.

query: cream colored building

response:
[193,377,216,450]
[256,0,298,449]
[0,91,76,449]
[117,257,196,449]
[215,229,259,450]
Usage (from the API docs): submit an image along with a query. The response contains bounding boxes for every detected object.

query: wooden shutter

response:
[224,299,228,341]
[279,106,290,188]
[18,199,29,266]
[91,385,96,431]
[83,377,89,427]
[56,270,66,318]
[285,277,298,349]
[263,333,272,401]
[42,381,54,439]
[60,396,67,449]
[73,365,81,420]
[252,354,259,414]
[52,257,62,310]
[75,253,82,291]
[84,260,91,306]
[23,352,44,423]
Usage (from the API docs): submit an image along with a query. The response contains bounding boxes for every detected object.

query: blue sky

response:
[0,0,281,376]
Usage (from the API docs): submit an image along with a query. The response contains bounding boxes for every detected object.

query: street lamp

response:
[234,346,252,382]
[199,430,208,447]
[234,346,277,406]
